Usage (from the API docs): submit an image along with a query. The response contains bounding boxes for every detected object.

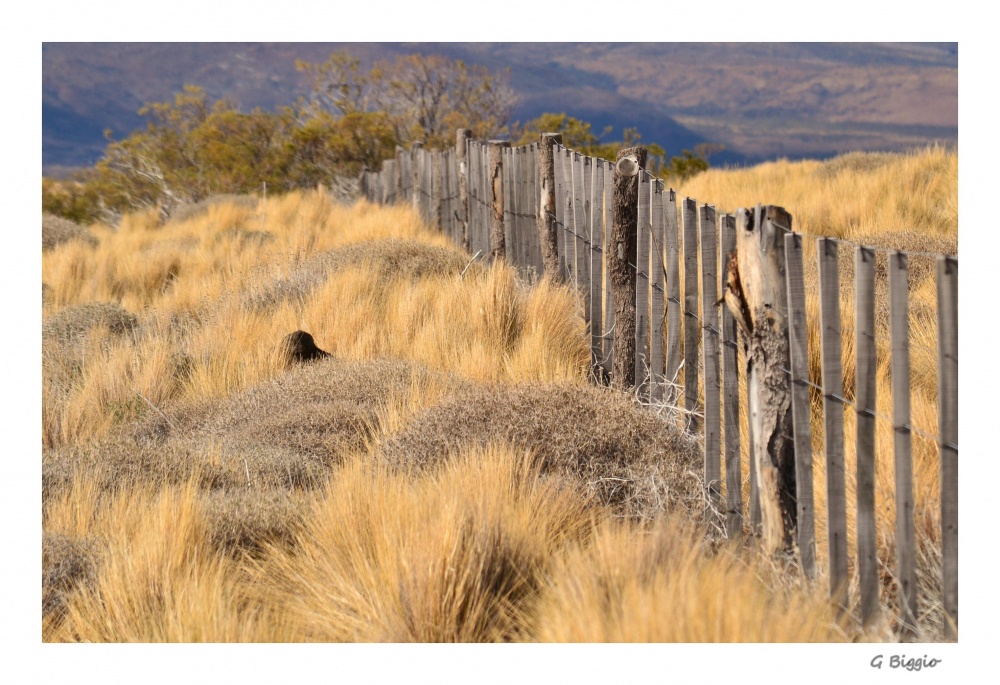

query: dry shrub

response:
[380,382,702,520]
[200,489,308,557]
[42,301,138,347]
[529,517,848,642]
[43,357,461,500]
[240,238,476,312]
[42,534,101,622]
[42,213,98,251]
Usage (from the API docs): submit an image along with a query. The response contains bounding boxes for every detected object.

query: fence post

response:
[855,244,878,622]
[889,251,918,639]
[537,133,562,279]
[682,198,700,431]
[487,140,510,263]
[456,129,472,251]
[433,151,443,231]
[700,204,721,516]
[818,237,848,612]
[784,233,816,578]
[608,146,647,390]
[411,142,423,213]
[720,213,742,538]
[937,255,958,639]
[732,204,796,554]
[395,145,405,202]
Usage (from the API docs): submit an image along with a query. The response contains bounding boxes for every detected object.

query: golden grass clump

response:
[529,519,848,642]
[257,446,594,642]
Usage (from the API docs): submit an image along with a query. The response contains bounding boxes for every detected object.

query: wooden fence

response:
[359,135,958,641]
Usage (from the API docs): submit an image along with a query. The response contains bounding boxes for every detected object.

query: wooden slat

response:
[720,213,741,537]
[784,232,815,576]
[580,154,593,309]
[664,189,681,408]
[572,152,589,307]
[510,147,519,265]
[635,171,652,394]
[818,237,848,611]
[560,147,572,283]
[649,180,666,402]
[889,250,918,638]
[553,145,566,280]
[748,205,761,535]
[699,203,721,512]
[589,158,605,369]
[682,197,700,431]
[531,144,542,275]
[502,148,513,254]
[937,255,958,639]
[603,162,615,378]
[855,245,879,625]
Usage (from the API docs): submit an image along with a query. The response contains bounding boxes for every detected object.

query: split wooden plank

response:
[720,213,742,537]
[664,189,682,410]
[603,161,616,379]
[590,158,605,370]
[937,254,958,640]
[889,250,918,639]
[682,197,700,431]
[635,171,652,394]
[649,180,666,402]
[784,232,816,577]
[700,203,721,513]
[855,244,879,624]
[818,237,848,611]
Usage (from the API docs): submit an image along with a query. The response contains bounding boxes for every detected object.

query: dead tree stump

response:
[725,205,797,553]
[608,146,647,390]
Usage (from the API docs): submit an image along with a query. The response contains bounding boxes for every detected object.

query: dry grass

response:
[41,146,955,643]
[529,518,849,642]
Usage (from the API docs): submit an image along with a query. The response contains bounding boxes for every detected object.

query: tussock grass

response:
[41,146,954,642]
[530,518,849,642]
[258,446,594,642]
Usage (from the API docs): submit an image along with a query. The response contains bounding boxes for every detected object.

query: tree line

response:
[43,51,719,225]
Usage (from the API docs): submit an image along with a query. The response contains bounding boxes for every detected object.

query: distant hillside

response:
[42,42,957,174]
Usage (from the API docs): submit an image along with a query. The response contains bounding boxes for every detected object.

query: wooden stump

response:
[730,205,796,553]
[608,146,647,390]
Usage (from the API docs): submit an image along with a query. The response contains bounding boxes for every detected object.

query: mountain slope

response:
[42,42,957,172]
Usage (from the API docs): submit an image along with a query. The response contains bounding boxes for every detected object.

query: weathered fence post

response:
[720,213,742,538]
[487,140,510,263]
[395,145,405,202]
[358,166,369,201]
[682,198,701,432]
[456,129,472,251]
[433,151,443,231]
[818,237,848,612]
[889,251,918,639]
[608,146,647,390]
[730,205,796,554]
[411,142,423,213]
[784,233,816,578]
[855,244,878,622]
[537,133,562,279]
[937,255,958,640]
